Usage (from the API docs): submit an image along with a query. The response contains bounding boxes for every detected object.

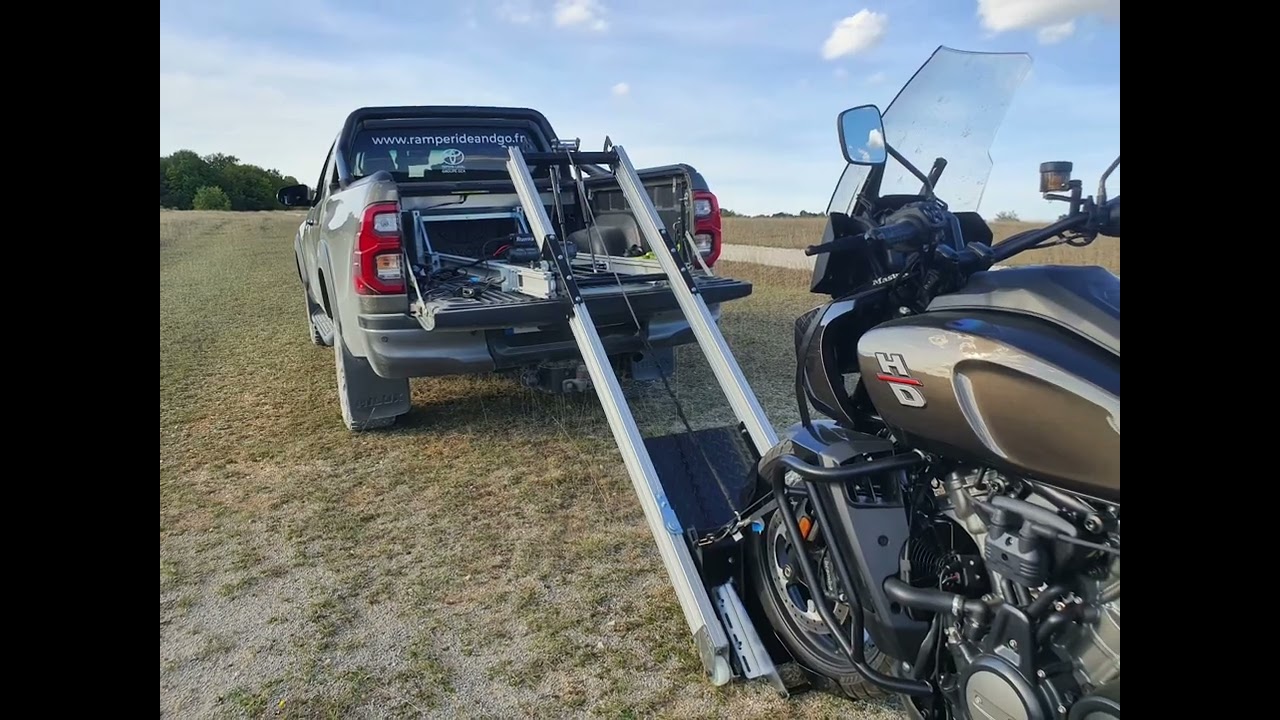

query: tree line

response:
[720,209,826,218]
[160,150,300,211]
[159,154,1033,222]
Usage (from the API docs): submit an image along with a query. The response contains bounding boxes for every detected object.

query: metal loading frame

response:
[505,145,782,691]
[609,145,779,456]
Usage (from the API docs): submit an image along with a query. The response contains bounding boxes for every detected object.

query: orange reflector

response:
[798,516,813,539]
[375,253,401,281]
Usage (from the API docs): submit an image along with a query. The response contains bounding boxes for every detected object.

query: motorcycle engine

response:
[916,469,1120,720]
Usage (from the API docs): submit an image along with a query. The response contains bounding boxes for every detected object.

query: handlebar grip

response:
[804,233,864,256]
[868,220,923,248]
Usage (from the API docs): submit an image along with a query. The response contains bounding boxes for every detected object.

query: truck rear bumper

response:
[356,277,753,379]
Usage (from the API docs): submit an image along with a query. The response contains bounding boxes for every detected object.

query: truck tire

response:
[332,314,411,432]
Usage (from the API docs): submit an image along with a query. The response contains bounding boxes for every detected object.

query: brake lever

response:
[935,242,997,272]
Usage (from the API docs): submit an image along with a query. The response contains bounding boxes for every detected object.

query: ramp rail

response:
[505,145,783,691]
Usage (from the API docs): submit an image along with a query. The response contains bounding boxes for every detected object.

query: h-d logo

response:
[875,352,926,408]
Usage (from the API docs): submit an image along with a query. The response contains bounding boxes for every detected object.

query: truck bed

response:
[414,272,753,331]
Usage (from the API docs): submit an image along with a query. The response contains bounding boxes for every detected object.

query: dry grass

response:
[723,217,1120,274]
[159,210,900,719]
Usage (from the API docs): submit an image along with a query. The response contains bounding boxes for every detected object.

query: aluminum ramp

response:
[505,145,783,692]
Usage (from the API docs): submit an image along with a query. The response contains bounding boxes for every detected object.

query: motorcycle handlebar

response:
[804,219,928,256]
[867,219,924,248]
[990,212,1089,263]
[807,206,1104,280]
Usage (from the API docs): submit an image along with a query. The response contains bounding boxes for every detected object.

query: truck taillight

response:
[692,190,722,267]
[355,201,405,295]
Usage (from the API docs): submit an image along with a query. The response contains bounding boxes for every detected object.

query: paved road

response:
[719,244,818,270]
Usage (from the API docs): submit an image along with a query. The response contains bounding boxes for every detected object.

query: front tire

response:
[744,469,896,701]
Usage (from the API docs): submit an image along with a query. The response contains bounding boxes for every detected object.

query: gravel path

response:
[719,244,819,270]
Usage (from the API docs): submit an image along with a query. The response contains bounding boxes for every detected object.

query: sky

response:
[159,0,1119,221]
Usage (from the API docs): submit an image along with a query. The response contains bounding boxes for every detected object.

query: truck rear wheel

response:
[332,314,410,432]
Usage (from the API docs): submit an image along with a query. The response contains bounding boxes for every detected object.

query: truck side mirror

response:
[277,184,313,208]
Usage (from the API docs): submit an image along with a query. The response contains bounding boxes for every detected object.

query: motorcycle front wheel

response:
[744,495,896,701]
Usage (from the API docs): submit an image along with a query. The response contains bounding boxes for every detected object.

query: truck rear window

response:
[349,127,542,181]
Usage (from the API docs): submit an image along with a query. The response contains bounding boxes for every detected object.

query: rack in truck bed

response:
[414,272,753,331]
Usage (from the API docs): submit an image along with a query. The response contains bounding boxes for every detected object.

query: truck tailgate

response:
[414,275,753,332]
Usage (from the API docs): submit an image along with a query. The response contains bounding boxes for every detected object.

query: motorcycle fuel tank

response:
[856,300,1119,501]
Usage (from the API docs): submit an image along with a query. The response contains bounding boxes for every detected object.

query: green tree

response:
[160,150,300,210]
[202,153,240,171]
[160,158,172,208]
[192,185,232,211]
[222,163,277,210]
[163,151,218,209]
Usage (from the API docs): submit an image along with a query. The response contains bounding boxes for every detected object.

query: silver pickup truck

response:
[276,106,753,431]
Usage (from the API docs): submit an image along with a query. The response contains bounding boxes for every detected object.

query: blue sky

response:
[159,0,1119,220]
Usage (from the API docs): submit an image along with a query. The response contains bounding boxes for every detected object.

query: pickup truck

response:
[276,106,750,431]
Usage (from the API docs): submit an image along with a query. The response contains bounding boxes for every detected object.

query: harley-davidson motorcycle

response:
[743,47,1119,720]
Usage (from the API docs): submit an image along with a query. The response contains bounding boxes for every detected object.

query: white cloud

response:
[159,30,522,184]
[868,128,884,149]
[821,10,888,60]
[978,0,1117,44]
[611,82,630,97]
[158,2,1116,220]
[1036,20,1075,44]
[555,0,608,31]
[496,0,536,25]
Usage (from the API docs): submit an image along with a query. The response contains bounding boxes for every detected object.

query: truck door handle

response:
[305,219,316,226]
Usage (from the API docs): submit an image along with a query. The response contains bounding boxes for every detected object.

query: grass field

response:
[723,217,1120,274]
[160,211,905,719]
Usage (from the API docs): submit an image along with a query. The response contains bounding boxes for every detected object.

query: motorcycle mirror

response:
[1039,161,1073,193]
[1097,155,1120,204]
[838,105,887,166]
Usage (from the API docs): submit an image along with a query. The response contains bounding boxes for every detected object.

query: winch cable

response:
[566,150,747,545]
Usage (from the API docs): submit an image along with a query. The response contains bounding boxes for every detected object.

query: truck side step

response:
[311,311,336,346]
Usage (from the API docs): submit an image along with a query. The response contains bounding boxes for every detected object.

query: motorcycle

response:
[742,47,1119,720]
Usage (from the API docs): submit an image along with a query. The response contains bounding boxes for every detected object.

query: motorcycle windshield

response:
[827,47,1033,215]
